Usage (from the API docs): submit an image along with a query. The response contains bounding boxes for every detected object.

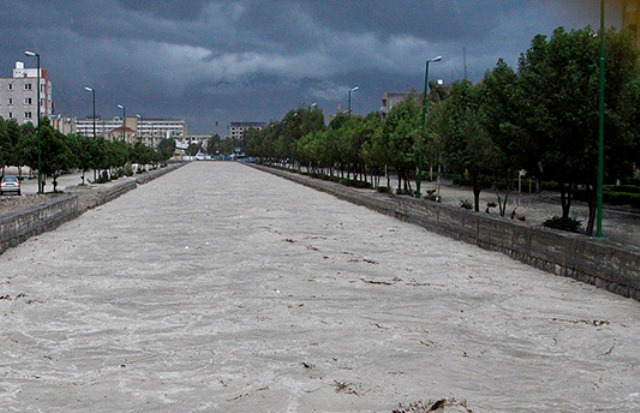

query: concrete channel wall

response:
[251,164,640,301]
[0,194,80,255]
[0,163,185,256]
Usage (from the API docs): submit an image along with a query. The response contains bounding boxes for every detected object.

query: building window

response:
[24,83,32,90]
[8,98,13,105]
[8,112,12,118]
[25,112,32,119]
[25,97,32,105]
[8,84,13,90]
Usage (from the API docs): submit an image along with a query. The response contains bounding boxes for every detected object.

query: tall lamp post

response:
[84,87,96,138]
[117,104,126,142]
[24,50,42,194]
[136,114,143,141]
[348,86,359,116]
[416,55,442,198]
[596,0,605,238]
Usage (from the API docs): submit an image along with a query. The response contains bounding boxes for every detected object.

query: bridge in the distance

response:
[0,162,638,412]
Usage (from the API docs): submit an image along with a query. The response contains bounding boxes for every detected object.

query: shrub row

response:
[606,192,640,208]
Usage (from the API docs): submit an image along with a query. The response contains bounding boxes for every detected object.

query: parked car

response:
[0,176,21,195]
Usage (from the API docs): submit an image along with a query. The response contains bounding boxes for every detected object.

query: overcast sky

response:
[0,0,624,135]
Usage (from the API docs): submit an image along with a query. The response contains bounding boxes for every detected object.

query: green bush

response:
[376,186,390,193]
[606,184,640,194]
[342,179,372,189]
[543,216,582,233]
[606,192,631,205]
[606,192,640,208]
[124,164,134,176]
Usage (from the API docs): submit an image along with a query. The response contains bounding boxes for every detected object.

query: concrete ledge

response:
[249,164,640,301]
[0,194,80,255]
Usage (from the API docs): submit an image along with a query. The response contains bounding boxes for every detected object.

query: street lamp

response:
[416,55,442,198]
[24,50,43,194]
[136,114,143,140]
[84,87,96,138]
[117,104,126,142]
[596,0,605,238]
[348,86,359,116]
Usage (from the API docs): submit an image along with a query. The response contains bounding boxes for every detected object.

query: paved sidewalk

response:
[0,162,639,412]
[426,182,640,248]
[2,167,89,194]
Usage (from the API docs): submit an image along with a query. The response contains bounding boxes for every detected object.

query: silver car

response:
[0,176,21,195]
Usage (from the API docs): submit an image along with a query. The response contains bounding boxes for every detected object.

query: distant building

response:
[66,116,187,147]
[229,121,266,140]
[108,125,137,144]
[380,92,410,121]
[175,135,209,149]
[0,61,53,125]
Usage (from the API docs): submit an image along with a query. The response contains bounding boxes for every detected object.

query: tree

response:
[383,94,421,193]
[71,134,95,184]
[130,141,156,170]
[157,138,175,161]
[478,59,530,216]
[186,143,201,157]
[358,113,384,186]
[361,123,388,188]
[518,26,640,234]
[39,122,74,192]
[219,137,234,155]
[438,80,500,212]
[0,118,25,176]
[0,117,10,174]
[206,134,222,155]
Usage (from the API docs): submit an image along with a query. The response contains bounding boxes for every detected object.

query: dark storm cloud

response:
[116,0,210,20]
[0,0,623,133]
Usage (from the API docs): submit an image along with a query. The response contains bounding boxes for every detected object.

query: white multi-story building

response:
[68,116,187,147]
[229,121,266,140]
[380,92,410,121]
[0,61,53,124]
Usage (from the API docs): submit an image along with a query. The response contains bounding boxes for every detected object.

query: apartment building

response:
[229,121,266,140]
[67,116,187,147]
[0,61,53,124]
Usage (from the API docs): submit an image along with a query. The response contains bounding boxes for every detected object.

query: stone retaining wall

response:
[0,194,79,255]
[250,164,640,301]
[0,163,186,256]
